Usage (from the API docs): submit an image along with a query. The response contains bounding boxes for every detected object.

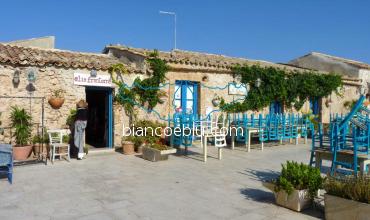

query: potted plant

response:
[324,175,370,220]
[60,134,72,155]
[122,137,135,155]
[263,161,324,212]
[48,89,65,109]
[142,142,176,162]
[129,136,146,154]
[212,95,222,107]
[32,130,49,157]
[10,106,33,160]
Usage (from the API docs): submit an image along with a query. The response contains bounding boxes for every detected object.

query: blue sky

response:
[1,0,369,63]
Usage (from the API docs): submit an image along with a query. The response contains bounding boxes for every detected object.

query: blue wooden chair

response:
[0,144,13,184]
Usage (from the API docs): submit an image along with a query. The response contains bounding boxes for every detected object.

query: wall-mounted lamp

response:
[90,70,97,77]
[27,67,37,83]
[245,83,250,92]
[255,78,262,88]
[13,69,20,85]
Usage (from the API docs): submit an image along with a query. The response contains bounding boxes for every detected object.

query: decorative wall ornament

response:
[13,69,20,86]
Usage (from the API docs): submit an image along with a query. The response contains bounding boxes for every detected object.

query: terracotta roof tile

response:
[0,43,134,71]
[104,45,303,71]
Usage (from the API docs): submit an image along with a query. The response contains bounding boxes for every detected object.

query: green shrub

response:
[66,109,77,127]
[125,119,167,150]
[10,106,32,146]
[62,134,70,143]
[324,175,370,204]
[150,143,168,151]
[274,161,324,200]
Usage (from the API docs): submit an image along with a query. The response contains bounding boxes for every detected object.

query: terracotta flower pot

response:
[33,144,49,157]
[122,141,135,155]
[48,98,65,109]
[13,145,33,161]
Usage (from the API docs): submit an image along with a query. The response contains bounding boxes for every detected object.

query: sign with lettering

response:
[228,83,249,96]
[73,72,113,87]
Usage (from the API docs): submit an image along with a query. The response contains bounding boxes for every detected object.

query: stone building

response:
[0,41,136,148]
[289,52,367,122]
[0,38,365,150]
[105,45,363,124]
[103,45,305,119]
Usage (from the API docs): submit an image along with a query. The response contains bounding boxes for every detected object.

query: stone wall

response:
[0,61,359,147]
[320,84,360,123]
[0,64,125,147]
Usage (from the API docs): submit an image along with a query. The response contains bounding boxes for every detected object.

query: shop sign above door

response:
[73,72,113,87]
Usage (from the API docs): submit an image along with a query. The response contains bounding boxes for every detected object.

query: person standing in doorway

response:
[74,100,88,160]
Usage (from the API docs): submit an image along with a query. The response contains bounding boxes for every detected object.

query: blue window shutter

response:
[193,83,198,115]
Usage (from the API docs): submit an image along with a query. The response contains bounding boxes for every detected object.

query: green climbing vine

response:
[132,50,169,110]
[220,65,342,113]
[109,50,169,121]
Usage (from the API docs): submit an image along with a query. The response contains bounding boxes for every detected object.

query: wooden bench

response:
[314,149,370,174]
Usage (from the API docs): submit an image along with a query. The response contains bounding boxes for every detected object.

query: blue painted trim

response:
[175,80,199,116]
[193,83,198,115]
[108,89,113,148]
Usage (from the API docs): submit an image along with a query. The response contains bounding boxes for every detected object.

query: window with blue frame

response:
[269,101,283,114]
[174,81,199,115]
[310,97,320,115]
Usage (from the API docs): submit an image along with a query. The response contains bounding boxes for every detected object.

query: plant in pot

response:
[48,89,65,109]
[263,161,324,212]
[32,129,49,157]
[122,136,135,155]
[10,106,33,160]
[132,136,146,154]
[142,141,176,162]
[212,95,222,107]
[61,134,73,155]
[141,131,176,162]
[323,175,370,220]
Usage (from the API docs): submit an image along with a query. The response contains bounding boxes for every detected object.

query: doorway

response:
[174,80,199,115]
[85,87,113,148]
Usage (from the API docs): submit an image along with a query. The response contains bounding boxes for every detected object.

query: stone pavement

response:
[0,142,323,220]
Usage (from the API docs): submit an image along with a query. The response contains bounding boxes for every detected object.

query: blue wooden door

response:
[310,97,320,115]
[270,101,282,114]
[174,81,198,115]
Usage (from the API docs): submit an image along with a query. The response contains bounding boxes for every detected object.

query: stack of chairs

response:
[171,113,194,148]
[230,113,304,145]
[331,96,370,175]
[311,95,370,175]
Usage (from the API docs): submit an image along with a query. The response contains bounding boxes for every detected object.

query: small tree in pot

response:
[10,106,33,160]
